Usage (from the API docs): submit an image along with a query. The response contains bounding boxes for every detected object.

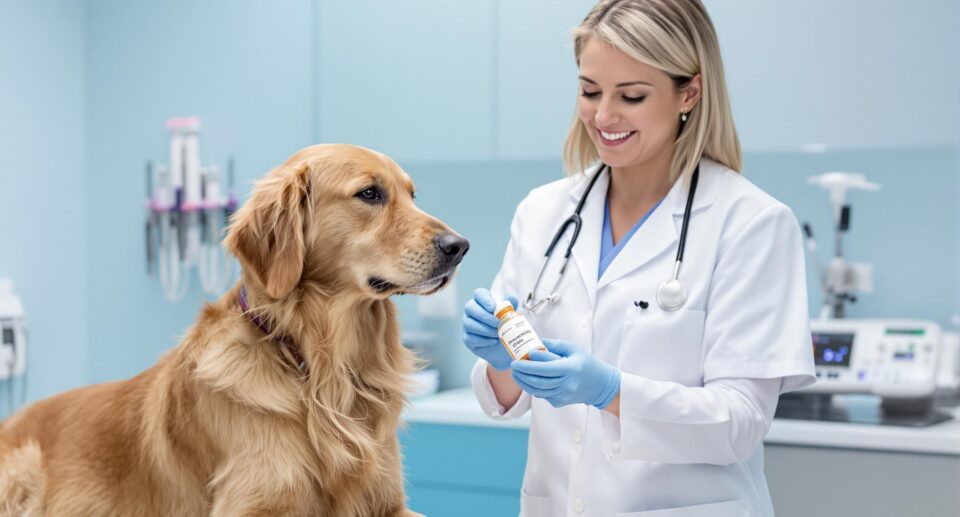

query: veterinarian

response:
[461,1,815,515]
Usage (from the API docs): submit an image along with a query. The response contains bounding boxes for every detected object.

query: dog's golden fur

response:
[0,144,466,516]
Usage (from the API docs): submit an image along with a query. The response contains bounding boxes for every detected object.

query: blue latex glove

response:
[462,288,518,371]
[511,339,621,409]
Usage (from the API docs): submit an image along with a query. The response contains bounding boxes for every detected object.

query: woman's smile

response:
[596,127,637,147]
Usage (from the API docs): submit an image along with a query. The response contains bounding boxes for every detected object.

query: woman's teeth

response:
[600,130,632,140]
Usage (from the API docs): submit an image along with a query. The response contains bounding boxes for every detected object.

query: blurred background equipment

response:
[145,117,237,302]
[0,277,27,415]
[779,319,960,426]
[803,172,881,320]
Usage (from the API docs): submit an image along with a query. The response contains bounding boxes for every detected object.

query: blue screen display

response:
[813,333,853,367]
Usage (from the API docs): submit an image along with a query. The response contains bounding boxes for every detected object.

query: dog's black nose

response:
[436,233,469,266]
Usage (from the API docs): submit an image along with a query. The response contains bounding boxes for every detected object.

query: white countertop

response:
[402,388,960,456]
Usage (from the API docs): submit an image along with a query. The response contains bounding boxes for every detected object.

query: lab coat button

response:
[573,499,585,513]
[573,430,583,444]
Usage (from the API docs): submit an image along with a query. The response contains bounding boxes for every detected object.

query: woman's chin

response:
[595,151,636,169]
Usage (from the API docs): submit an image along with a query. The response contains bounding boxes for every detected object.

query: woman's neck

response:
[607,150,675,216]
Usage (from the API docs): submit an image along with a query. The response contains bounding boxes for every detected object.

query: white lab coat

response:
[471,158,816,517]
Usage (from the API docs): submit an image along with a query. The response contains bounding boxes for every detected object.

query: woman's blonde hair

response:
[563,0,741,181]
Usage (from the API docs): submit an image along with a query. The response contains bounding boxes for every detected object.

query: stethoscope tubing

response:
[675,164,700,263]
[525,161,700,314]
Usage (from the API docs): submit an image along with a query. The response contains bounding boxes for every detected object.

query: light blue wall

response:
[1,0,958,398]
[710,0,960,150]
[0,0,87,412]
[84,0,315,382]
[956,2,960,327]
[747,147,958,323]
[316,1,497,161]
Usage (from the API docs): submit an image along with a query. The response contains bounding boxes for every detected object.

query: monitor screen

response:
[812,332,853,367]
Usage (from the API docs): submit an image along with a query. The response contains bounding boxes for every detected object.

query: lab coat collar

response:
[667,157,723,215]
[566,158,724,296]
[567,167,608,309]
[568,158,723,214]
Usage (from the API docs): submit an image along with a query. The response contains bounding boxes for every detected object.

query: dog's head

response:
[225,144,468,300]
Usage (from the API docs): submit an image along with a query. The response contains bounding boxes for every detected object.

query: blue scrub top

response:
[598,193,664,279]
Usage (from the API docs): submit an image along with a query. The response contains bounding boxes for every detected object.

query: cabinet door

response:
[316,1,496,162]
[407,485,519,517]
[401,423,529,513]
[765,444,960,517]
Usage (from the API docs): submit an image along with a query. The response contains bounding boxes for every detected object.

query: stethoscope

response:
[523,162,700,315]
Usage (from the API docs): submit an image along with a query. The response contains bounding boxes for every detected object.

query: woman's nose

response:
[593,101,620,127]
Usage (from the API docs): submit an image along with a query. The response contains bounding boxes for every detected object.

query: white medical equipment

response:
[0,278,27,415]
[778,318,959,426]
[802,319,942,400]
[523,163,700,315]
[803,172,880,319]
[145,117,237,302]
[776,319,960,427]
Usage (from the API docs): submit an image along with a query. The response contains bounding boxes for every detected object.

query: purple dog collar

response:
[238,286,306,371]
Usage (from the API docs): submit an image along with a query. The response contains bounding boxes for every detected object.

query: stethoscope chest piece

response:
[656,278,687,311]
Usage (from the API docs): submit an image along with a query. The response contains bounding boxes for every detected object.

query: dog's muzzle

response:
[367,233,468,295]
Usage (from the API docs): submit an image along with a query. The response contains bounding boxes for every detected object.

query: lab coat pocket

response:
[617,499,751,517]
[619,307,706,386]
[519,489,550,517]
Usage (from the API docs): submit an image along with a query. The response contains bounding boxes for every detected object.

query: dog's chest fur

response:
[175,300,411,515]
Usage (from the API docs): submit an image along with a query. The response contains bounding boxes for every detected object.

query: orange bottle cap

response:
[495,300,514,319]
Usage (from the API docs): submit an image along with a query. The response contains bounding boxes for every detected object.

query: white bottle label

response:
[498,316,545,360]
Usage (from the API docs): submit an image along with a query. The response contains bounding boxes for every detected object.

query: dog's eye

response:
[356,186,383,203]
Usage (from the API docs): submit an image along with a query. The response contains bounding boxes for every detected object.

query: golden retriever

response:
[0,144,468,516]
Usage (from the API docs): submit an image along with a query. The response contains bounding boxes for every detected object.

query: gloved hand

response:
[462,288,518,371]
[511,339,621,409]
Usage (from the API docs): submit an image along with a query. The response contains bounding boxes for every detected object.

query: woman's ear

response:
[225,165,309,299]
[681,73,702,111]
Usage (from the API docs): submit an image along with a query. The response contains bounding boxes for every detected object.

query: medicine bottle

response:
[495,300,547,361]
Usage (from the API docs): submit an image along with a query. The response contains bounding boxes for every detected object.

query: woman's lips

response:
[596,127,636,147]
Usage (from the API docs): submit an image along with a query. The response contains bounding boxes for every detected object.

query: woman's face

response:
[577,38,697,171]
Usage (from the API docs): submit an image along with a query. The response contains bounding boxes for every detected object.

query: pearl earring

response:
[680,110,688,122]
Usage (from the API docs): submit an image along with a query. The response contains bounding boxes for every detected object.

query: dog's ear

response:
[225,164,310,299]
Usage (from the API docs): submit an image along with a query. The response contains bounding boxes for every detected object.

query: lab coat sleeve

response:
[600,203,815,464]
[471,359,532,419]
[700,202,816,392]
[470,195,532,419]
[601,376,780,464]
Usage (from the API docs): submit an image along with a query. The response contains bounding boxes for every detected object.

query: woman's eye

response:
[356,186,383,203]
[580,90,600,99]
[623,95,646,104]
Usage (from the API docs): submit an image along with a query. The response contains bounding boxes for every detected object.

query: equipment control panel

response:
[801,319,941,399]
